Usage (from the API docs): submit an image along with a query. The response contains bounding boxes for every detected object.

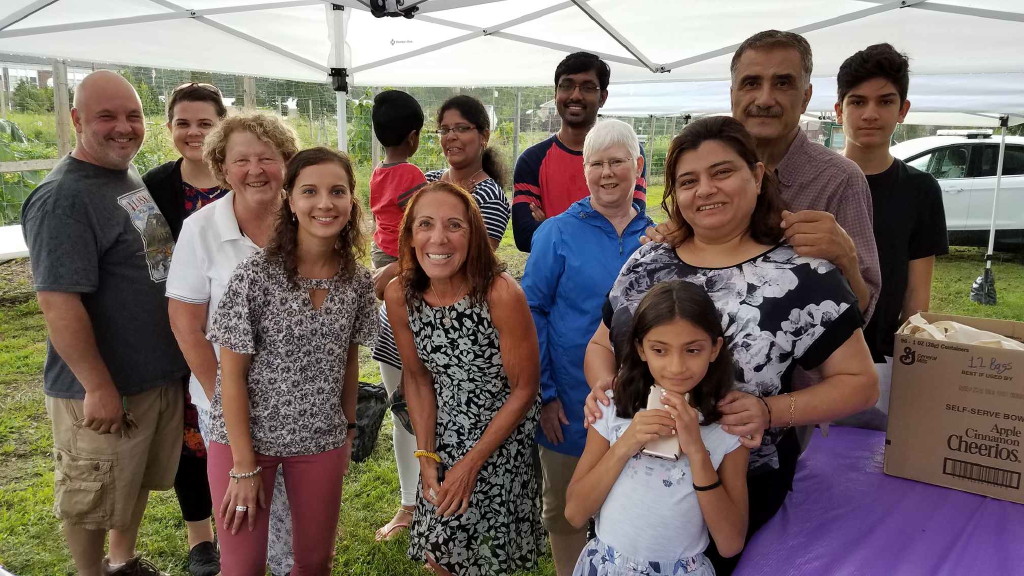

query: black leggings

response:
[174,450,213,522]
[705,428,801,576]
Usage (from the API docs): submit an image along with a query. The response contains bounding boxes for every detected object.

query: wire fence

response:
[2,60,1011,226]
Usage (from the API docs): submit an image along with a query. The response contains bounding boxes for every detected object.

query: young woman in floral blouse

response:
[205,147,377,575]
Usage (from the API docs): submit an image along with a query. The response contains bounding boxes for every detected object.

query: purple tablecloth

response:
[734,426,1024,576]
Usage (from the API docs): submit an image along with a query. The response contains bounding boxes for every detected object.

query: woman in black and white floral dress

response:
[584,117,879,575]
[384,181,543,576]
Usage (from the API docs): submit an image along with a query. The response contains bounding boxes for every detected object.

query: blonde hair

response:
[203,112,300,188]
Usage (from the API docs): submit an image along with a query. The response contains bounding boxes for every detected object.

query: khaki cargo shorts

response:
[45,383,183,531]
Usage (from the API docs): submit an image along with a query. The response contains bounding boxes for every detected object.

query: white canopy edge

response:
[561,74,1024,125]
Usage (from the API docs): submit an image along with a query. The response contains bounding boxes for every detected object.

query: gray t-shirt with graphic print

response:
[21,155,187,399]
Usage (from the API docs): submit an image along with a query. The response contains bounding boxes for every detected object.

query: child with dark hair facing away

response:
[565,280,749,575]
[368,89,429,542]
[370,89,428,298]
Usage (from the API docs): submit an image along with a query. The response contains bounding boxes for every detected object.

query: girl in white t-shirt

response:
[566,280,749,575]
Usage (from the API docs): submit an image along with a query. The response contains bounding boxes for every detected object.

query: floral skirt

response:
[573,537,716,576]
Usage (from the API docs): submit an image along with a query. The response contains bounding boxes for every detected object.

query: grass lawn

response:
[2,185,1022,574]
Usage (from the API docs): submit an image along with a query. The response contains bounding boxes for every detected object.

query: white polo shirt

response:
[166,190,259,411]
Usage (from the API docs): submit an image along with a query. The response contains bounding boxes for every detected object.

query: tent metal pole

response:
[0,1,323,39]
[0,0,59,32]
[984,115,1009,264]
[52,59,71,156]
[491,33,642,68]
[351,1,647,74]
[858,0,1024,23]
[330,4,349,152]
[513,89,521,162]
[570,0,662,73]
[970,113,1008,305]
[196,16,328,73]
[660,0,925,72]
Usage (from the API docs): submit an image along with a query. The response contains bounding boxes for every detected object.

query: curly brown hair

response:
[661,116,785,247]
[202,112,300,188]
[398,181,505,305]
[266,147,366,288]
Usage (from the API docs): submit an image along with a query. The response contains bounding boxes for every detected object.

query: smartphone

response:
[642,385,681,461]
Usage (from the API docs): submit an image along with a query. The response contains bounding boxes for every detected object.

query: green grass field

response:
[2,185,1023,574]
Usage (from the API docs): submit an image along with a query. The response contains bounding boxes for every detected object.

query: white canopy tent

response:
[1,1,1023,98]
[2,0,1023,85]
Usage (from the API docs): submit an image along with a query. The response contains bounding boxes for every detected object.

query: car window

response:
[907,146,970,180]
[976,144,1024,177]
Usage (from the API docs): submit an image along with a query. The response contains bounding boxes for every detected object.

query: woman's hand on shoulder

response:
[620,408,676,456]
[660,390,706,456]
[640,221,676,245]
[717,391,767,449]
[583,380,614,429]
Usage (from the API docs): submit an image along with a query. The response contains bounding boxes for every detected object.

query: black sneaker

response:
[188,541,221,576]
[104,556,169,576]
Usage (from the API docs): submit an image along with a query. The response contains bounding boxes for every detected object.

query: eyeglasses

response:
[172,82,222,96]
[435,125,477,136]
[584,157,633,172]
[557,81,601,96]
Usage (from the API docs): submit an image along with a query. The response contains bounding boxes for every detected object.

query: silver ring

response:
[235,505,248,512]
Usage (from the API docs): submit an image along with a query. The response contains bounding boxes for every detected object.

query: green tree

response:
[12,79,52,113]
[119,69,164,117]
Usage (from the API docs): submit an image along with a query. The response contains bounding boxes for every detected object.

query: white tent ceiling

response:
[0,0,1022,92]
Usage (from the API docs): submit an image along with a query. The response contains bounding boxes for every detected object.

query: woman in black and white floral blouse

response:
[583,116,878,575]
[205,148,377,575]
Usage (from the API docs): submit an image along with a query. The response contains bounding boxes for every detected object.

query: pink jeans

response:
[208,442,348,576]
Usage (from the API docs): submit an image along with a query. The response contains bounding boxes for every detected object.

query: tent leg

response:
[336,89,347,152]
[971,114,1008,306]
[513,89,521,162]
[52,59,71,156]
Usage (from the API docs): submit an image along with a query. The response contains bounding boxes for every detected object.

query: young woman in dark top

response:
[143,82,228,576]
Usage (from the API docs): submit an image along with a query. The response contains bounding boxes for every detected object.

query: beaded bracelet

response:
[414,450,442,464]
[228,466,262,484]
[756,395,773,429]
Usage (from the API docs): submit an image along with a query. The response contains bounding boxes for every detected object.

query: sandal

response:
[375,507,414,541]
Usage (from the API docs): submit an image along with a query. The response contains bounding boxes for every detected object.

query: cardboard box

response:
[884,313,1024,504]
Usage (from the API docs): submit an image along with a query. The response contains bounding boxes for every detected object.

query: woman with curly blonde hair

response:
[166,111,300,576]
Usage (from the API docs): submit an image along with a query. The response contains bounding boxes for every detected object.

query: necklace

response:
[443,168,484,191]
[429,280,466,327]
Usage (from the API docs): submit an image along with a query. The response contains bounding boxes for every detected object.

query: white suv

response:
[891,132,1024,249]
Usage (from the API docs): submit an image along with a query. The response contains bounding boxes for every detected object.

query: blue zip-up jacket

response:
[522,197,654,457]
